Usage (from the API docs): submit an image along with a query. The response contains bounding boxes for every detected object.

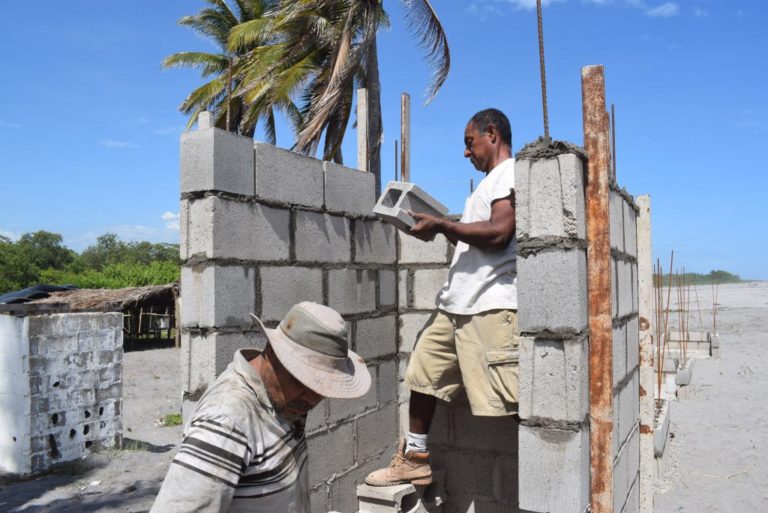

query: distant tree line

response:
[0,231,179,294]
[653,270,742,287]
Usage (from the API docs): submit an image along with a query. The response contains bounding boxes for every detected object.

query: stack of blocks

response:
[180,128,399,513]
[514,153,591,513]
[0,312,123,475]
[609,186,641,513]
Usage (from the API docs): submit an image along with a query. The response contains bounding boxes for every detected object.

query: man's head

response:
[250,302,371,421]
[464,108,512,172]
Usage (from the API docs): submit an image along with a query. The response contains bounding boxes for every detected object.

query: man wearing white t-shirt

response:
[366,109,517,487]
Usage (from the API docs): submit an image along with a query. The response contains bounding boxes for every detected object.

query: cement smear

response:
[515,137,587,160]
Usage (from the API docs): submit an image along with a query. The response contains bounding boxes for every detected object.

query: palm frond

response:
[162,52,230,77]
[228,18,273,52]
[403,0,450,103]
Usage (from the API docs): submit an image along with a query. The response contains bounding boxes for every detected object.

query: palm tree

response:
[163,0,301,141]
[231,0,450,192]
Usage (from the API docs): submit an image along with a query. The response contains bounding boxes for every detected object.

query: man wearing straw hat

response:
[150,302,371,513]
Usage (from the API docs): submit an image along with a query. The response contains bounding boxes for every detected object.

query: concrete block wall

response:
[0,312,123,475]
[610,187,641,513]
[515,153,591,513]
[515,151,641,513]
[180,127,398,513]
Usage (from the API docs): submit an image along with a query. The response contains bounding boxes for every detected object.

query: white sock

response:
[406,432,429,453]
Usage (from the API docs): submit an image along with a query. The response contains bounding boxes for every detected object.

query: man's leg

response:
[409,390,437,434]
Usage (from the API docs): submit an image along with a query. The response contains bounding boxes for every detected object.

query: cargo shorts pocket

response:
[485,349,519,404]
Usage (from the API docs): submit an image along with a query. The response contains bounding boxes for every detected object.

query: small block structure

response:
[0,312,123,475]
[373,181,448,233]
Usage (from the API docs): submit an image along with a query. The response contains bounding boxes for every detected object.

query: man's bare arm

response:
[408,192,515,250]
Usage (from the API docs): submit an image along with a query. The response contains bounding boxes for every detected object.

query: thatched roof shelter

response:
[28,283,178,313]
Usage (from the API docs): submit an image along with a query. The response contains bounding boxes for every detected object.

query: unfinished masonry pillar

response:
[515,143,590,513]
[635,195,653,513]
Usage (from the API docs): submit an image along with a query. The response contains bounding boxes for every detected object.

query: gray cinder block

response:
[613,323,627,386]
[397,230,450,265]
[356,404,398,463]
[610,191,624,253]
[518,249,588,334]
[181,331,265,393]
[377,359,398,406]
[327,269,377,315]
[518,425,590,513]
[624,198,638,258]
[411,268,448,310]
[355,315,397,360]
[398,270,409,310]
[254,142,324,208]
[323,161,376,215]
[259,266,323,322]
[295,211,351,263]
[516,155,585,241]
[373,181,448,233]
[307,422,354,482]
[181,265,256,328]
[379,270,396,307]
[398,313,433,354]
[354,220,397,264]
[518,338,588,423]
[187,196,290,261]
[618,260,634,318]
[181,128,254,195]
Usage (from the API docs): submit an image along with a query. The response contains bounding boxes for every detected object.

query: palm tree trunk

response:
[365,33,383,195]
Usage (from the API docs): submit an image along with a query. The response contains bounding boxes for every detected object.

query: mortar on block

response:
[373,181,449,233]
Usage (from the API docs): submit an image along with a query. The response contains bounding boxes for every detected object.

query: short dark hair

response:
[470,108,512,148]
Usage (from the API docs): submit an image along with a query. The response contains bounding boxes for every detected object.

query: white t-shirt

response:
[436,158,517,315]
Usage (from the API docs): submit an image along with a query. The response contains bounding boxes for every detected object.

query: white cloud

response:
[646,2,679,17]
[161,211,180,231]
[693,6,710,17]
[466,2,505,20]
[0,120,22,128]
[99,139,139,149]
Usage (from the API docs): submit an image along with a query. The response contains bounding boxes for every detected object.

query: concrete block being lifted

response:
[373,181,448,233]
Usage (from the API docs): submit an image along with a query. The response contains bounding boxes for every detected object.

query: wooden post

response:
[582,64,614,513]
[357,88,369,173]
[400,93,411,182]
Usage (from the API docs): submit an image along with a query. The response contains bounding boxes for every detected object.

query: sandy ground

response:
[0,347,182,512]
[1,281,766,512]
[655,281,768,512]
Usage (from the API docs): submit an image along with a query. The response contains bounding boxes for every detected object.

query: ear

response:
[486,124,499,144]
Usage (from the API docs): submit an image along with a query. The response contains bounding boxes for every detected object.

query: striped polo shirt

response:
[150,349,310,513]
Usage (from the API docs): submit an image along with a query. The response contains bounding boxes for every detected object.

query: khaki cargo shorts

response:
[404,309,519,416]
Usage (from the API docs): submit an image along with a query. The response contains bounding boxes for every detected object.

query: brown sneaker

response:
[365,439,432,486]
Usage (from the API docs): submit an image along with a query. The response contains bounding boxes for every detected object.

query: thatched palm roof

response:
[29,283,178,313]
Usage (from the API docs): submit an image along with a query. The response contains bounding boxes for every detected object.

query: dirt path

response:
[655,282,768,512]
[0,347,182,513]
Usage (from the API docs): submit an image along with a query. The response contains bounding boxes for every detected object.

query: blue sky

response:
[0,1,765,279]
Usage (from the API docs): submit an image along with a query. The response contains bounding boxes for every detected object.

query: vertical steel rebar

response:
[537,0,550,141]
[582,64,613,513]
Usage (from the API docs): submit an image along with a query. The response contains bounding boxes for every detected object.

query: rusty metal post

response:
[357,88,369,173]
[400,93,411,182]
[582,64,614,513]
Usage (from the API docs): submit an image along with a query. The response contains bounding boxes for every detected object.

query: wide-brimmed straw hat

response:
[250,302,371,399]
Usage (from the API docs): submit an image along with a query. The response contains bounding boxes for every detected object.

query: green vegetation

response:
[0,231,179,294]
[164,0,450,180]
[654,270,742,287]
[159,412,183,427]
